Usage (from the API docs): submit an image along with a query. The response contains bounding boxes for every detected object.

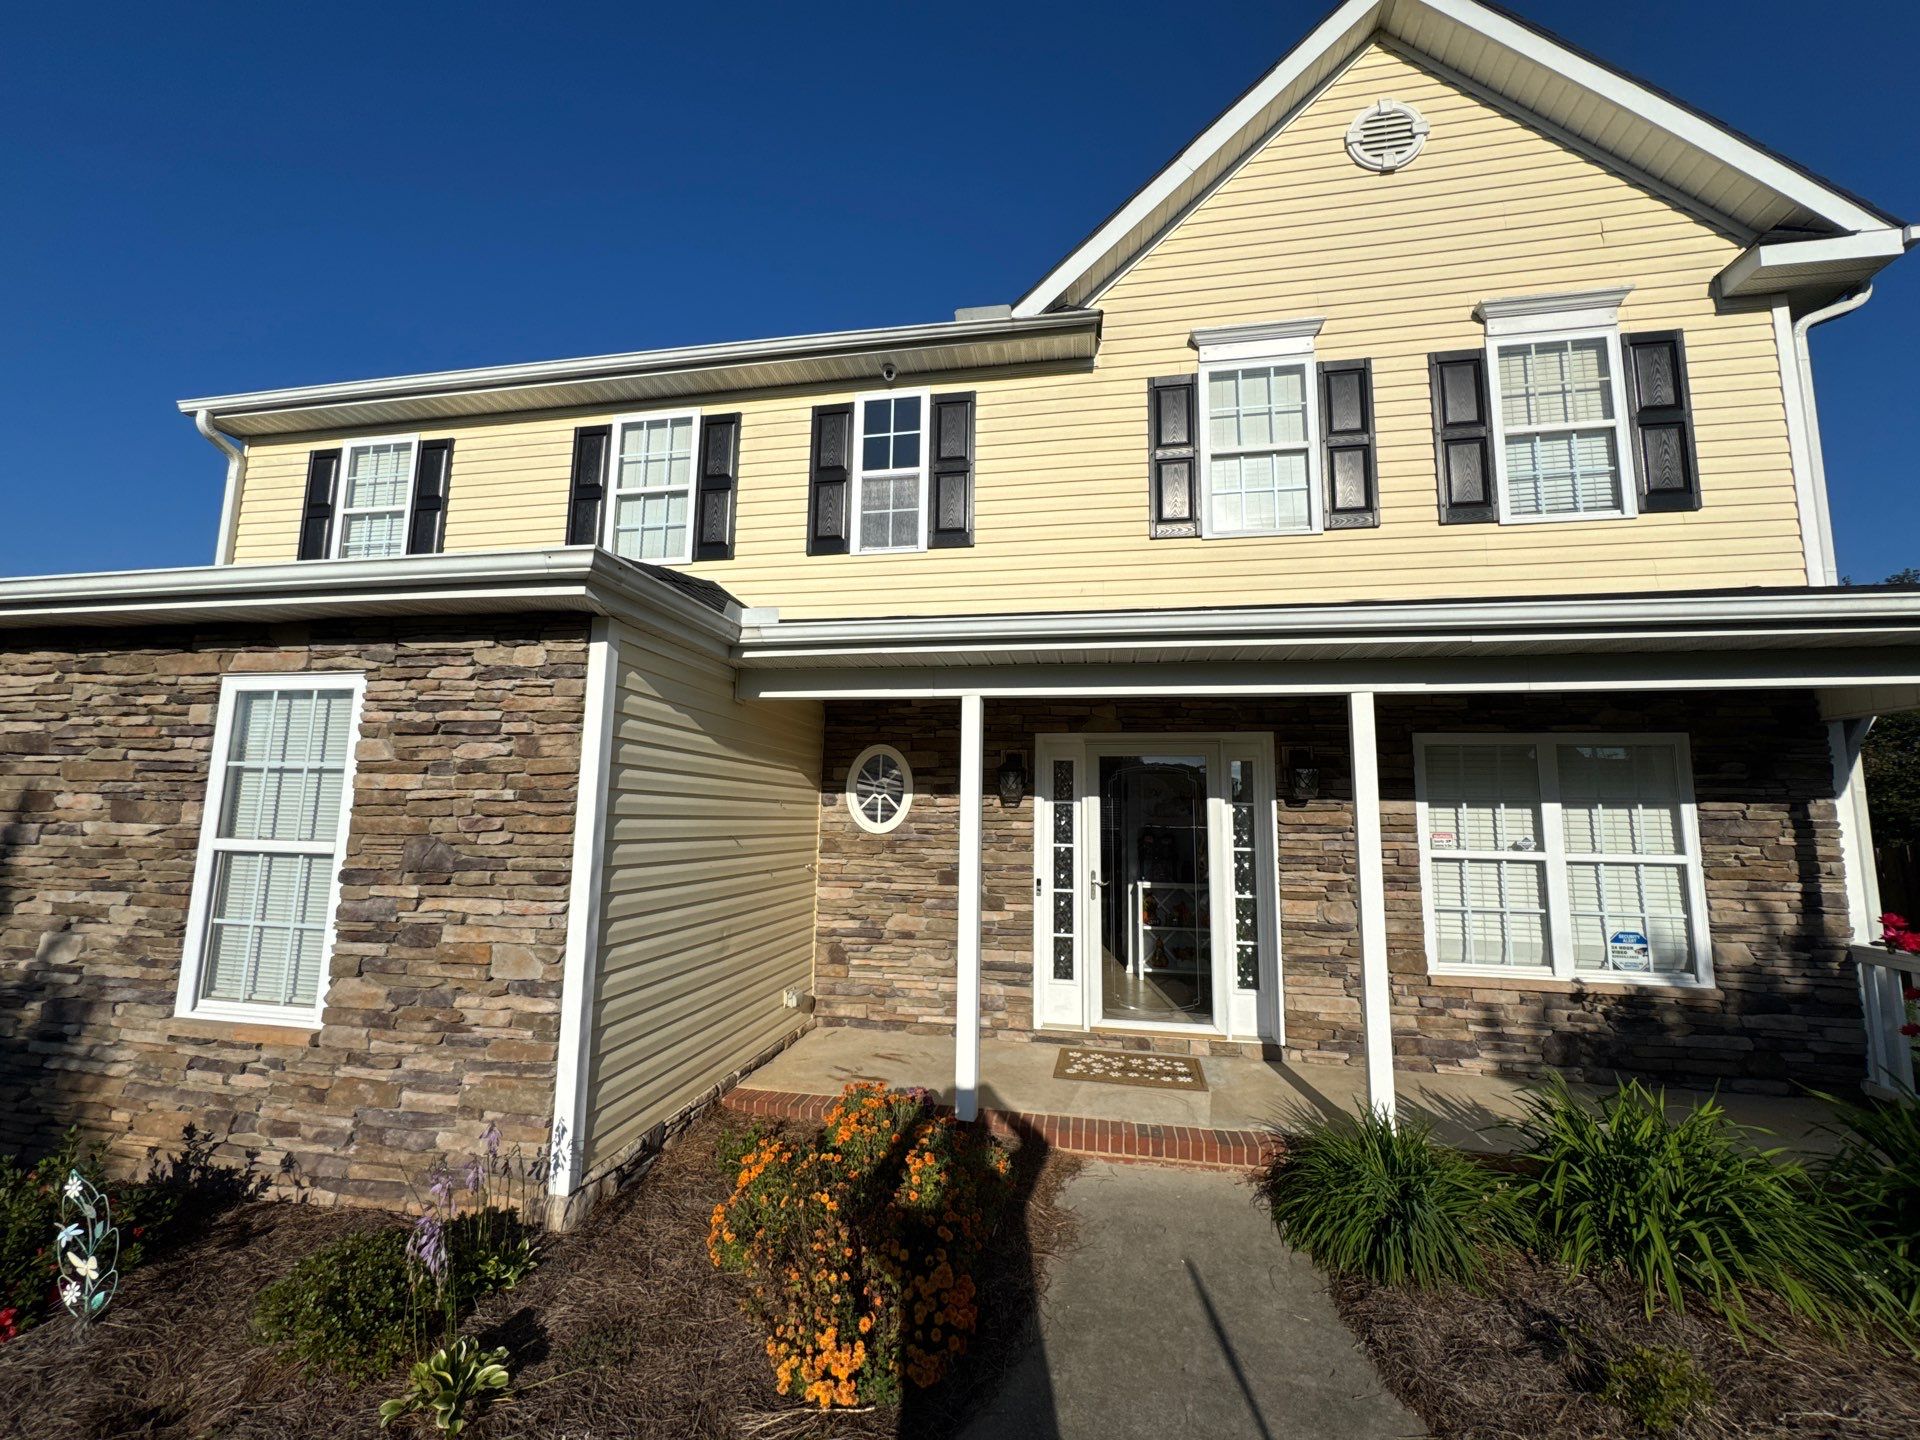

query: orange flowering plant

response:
[709,1083,1013,1410]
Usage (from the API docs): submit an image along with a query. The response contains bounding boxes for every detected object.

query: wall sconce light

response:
[996,750,1029,807]
[1285,748,1320,803]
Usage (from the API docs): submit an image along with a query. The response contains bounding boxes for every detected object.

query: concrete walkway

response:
[958,1160,1425,1440]
[754,1025,1845,1154]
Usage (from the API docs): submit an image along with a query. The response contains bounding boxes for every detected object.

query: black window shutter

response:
[1147,375,1198,538]
[1429,350,1496,524]
[297,448,342,559]
[1623,330,1701,513]
[807,403,853,555]
[405,438,454,554]
[692,413,742,562]
[1319,359,1378,529]
[928,391,976,548]
[566,425,611,546]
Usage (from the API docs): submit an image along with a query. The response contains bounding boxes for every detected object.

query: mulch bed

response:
[1332,1254,1920,1440]
[0,1110,1081,1440]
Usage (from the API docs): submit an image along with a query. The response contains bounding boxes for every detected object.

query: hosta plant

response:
[378,1336,511,1435]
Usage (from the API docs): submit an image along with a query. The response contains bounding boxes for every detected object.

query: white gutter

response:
[175,310,1100,420]
[194,409,246,565]
[1793,286,1874,586]
[0,546,740,648]
[735,587,1920,658]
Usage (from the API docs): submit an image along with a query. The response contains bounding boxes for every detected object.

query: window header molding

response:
[1475,287,1634,338]
[1191,316,1326,362]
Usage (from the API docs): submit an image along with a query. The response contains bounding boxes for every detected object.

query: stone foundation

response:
[812,692,1863,1092]
[0,617,589,1206]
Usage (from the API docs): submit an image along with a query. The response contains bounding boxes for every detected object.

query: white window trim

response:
[1194,326,1324,539]
[1482,298,1638,526]
[603,406,702,566]
[174,672,368,1028]
[329,434,420,560]
[1412,731,1714,990]
[849,389,932,555]
[846,743,913,834]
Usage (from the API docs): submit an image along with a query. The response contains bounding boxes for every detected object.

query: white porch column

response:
[955,693,984,1121]
[1348,690,1396,1122]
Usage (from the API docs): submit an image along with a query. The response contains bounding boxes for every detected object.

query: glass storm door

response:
[1033,735,1280,1041]
[1096,753,1214,1025]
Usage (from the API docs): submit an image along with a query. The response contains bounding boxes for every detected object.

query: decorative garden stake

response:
[54,1171,119,1331]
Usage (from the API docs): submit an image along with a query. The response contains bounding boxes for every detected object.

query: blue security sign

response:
[1608,930,1652,972]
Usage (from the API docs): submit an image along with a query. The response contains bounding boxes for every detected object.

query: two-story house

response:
[4,0,1918,1222]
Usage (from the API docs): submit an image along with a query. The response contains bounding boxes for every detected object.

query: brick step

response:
[722,1086,1281,1171]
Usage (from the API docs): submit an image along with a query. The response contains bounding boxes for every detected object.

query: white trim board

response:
[549,617,622,1203]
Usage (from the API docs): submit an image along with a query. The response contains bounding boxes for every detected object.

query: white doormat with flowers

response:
[1050,1048,1208,1092]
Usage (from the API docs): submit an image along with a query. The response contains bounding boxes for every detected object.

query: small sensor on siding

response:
[1346,99,1430,173]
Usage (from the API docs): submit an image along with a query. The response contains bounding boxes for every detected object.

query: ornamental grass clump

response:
[708,1082,1013,1410]
[1816,1091,1920,1321]
[1516,1077,1912,1341]
[1260,1106,1524,1288]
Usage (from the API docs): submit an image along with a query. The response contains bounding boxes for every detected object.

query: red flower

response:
[1894,932,1920,955]
[0,1307,17,1343]
[1905,987,1920,1003]
[1901,1023,1920,1038]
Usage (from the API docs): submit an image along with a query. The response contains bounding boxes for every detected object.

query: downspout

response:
[1791,286,1873,586]
[194,408,246,566]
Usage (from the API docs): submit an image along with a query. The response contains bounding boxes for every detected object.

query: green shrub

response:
[1516,1078,1907,1338]
[1598,1344,1715,1436]
[445,1207,537,1300]
[1815,1092,1920,1323]
[1260,1107,1524,1289]
[254,1227,427,1378]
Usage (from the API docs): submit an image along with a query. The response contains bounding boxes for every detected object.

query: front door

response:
[1033,733,1281,1041]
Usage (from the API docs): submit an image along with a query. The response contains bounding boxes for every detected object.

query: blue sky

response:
[3,0,1914,582]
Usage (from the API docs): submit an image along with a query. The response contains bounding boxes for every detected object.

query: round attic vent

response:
[1346,99,1430,172]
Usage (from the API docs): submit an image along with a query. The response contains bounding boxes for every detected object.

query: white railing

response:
[1856,944,1919,1097]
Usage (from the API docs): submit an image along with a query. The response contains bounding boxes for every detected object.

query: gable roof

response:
[1014,0,1906,317]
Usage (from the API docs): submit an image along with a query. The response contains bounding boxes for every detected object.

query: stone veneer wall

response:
[812,692,1863,1092]
[0,618,588,1206]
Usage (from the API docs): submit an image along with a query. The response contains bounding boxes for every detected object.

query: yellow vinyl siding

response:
[582,620,822,1173]
[228,42,1805,612]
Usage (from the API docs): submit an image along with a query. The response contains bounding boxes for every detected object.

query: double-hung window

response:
[334,438,418,559]
[177,675,366,1026]
[1415,733,1711,986]
[851,391,928,553]
[607,409,699,564]
[1480,291,1636,524]
[1195,320,1323,537]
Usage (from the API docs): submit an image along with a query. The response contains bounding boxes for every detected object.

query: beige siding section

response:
[583,620,822,1173]
[230,42,1806,613]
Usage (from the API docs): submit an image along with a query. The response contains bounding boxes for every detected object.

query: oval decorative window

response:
[1345,98,1430,173]
[847,744,913,834]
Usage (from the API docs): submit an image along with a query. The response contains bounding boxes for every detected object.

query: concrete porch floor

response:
[744,1025,1847,1155]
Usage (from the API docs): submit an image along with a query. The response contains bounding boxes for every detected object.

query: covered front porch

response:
[730,1025,1848,1160]
[733,588,1920,1129]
